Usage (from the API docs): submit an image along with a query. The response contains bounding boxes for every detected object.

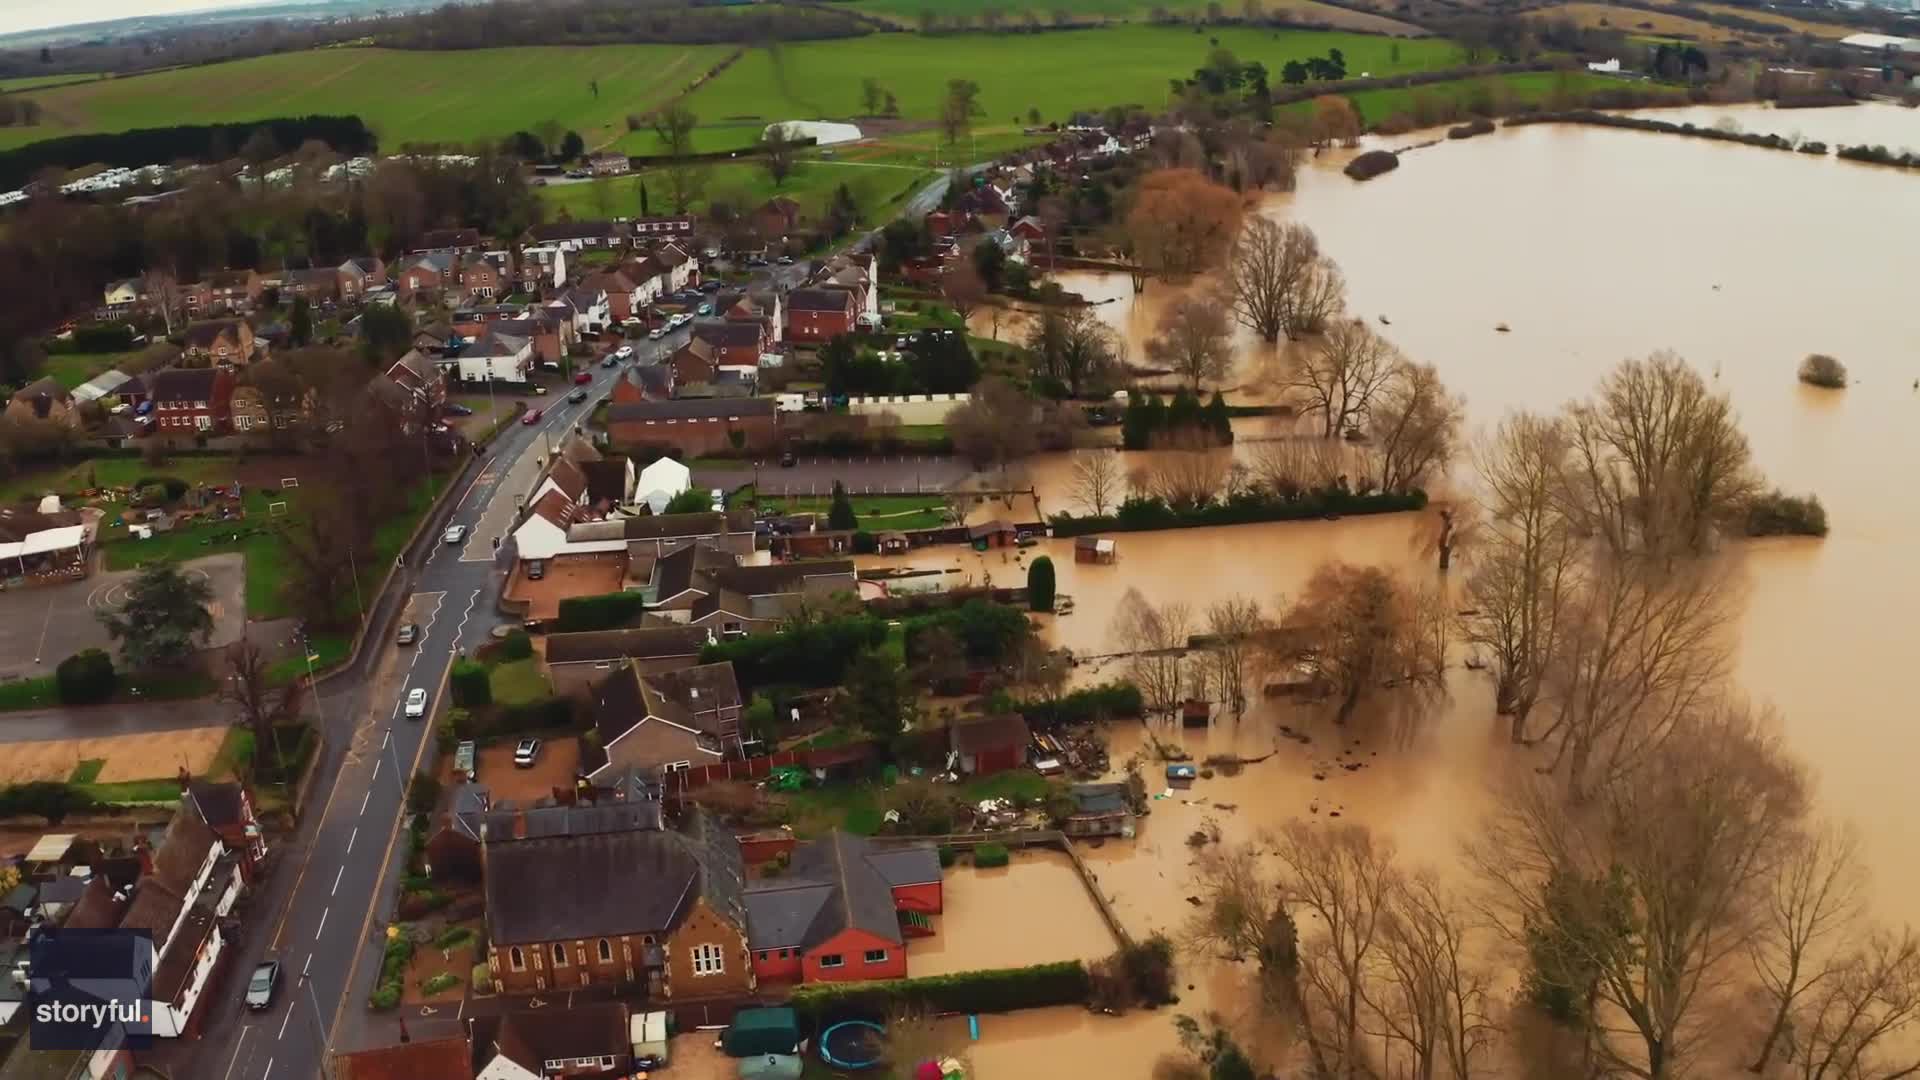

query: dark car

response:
[568,387,588,403]
[600,355,619,368]
[245,959,280,1010]
[443,403,474,416]
[780,449,796,467]
[526,559,546,581]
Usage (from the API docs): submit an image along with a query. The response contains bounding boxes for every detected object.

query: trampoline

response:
[819,1020,886,1071]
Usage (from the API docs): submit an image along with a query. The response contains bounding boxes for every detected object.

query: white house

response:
[565,287,611,335]
[124,807,243,1039]
[656,243,697,291]
[636,457,692,514]
[452,327,534,384]
[521,244,569,290]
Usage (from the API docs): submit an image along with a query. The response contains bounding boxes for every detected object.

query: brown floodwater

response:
[906,110,1920,1074]
[911,850,1121,977]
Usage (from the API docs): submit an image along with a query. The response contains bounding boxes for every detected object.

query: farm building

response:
[765,120,864,146]
[949,713,1030,776]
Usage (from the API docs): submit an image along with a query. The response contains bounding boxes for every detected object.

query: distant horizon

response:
[0,0,310,39]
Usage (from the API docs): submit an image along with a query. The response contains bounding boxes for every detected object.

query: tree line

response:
[0,114,375,191]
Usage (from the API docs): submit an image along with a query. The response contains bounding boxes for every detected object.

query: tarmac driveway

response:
[0,552,246,679]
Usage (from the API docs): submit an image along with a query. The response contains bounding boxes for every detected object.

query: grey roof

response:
[691,320,766,348]
[147,367,220,405]
[785,287,852,313]
[185,780,247,828]
[606,397,776,422]
[744,831,924,952]
[449,784,491,842]
[1071,782,1131,816]
[545,625,711,664]
[483,807,743,945]
[705,560,853,597]
[529,219,623,243]
[36,877,87,906]
[481,801,662,840]
[591,660,742,752]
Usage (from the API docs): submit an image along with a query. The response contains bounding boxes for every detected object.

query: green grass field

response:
[853,0,1397,23]
[634,27,1464,153]
[1329,70,1685,126]
[539,157,935,226]
[0,45,730,152]
[0,71,101,93]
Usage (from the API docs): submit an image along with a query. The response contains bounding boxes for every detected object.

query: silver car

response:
[245,959,279,1010]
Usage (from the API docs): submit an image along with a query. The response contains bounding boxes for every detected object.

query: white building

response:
[636,457,692,514]
[765,120,863,146]
[450,327,534,384]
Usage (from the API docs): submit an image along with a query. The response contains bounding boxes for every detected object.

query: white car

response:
[614,344,634,360]
[709,488,725,512]
[404,687,428,719]
[442,524,468,544]
[648,327,664,340]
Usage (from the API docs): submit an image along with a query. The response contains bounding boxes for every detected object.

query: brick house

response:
[395,252,458,304]
[784,287,857,344]
[474,1003,634,1078]
[147,367,235,435]
[653,243,698,291]
[668,339,717,392]
[605,397,777,456]
[337,256,387,301]
[189,269,261,315]
[461,254,509,303]
[334,1034,472,1080]
[642,546,856,638]
[182,319,255,365]
[714,286,783,344]
[630,215,694,240]
[544,626,713,699]
[949,713,1030,776]
[6,378,78,427]
[183,780,268,883]
[482,807,753,998]
[583,662,743,780]
[408,227,483,255]
[99,277,146,318]
[582,271,643,323]
[526,219,627,250]
[587,150,632,176]
[492,314,571,369]
[281,266,340,304]
[745,831,941,985]
[690,320,770,368]
[751,197,803,245]
[386,349,447,408]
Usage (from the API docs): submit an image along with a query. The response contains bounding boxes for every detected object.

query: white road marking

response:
[277,998,295,1039]
[302,953,312,978]
[218,1025,251,1080]
[331,865,344,896]
[360,791,370,816]
[370,756,380,784]
[346,827,358,853]
[314,907,329,939]
[261,1058,273,1080]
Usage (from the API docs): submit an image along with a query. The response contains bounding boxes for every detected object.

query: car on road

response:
[404,687,428,719]
[568,387,588,402]
[573,370,592,385]
[442,524,468,544]
[648,327,664,340]
[396,623,419,646]
[444,402,474,416]
[780,450,797,467]
[615,344,634,360]
[522,409,542,425]
[513,738,542,768]
[245,959,280,1010]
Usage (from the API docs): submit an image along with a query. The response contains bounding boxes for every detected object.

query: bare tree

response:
[942,260,987,321]
[661,159,706,215]
[1277,821,1402,1079]
[759,123,797,186]
[1113,588,1192,718]
[1471,703,1807,1080]
[218,638,299,782]
[1789,929,1920,1080]
[1129,437,1230,512]
[1071,449,1122,516]
[1125,168,1243,279]
[1536,554,1733,796]
[1248,437,1363,499]
[141,270,182,336]
[1562,352,1760,559]
[1277,319,1402,439]
[1202,598,1266,717]
[946,376,1039,485]
[1369,361,1464,494]
[1145,295,1234,388]
[1364,872,1496,1080]
[1224,217,1345,343]
[1460,412,1581,740]
[1027,304,1122,396]
[1281,561,1443,722]
[1749,823,1866,1073]
[650,103,698,156]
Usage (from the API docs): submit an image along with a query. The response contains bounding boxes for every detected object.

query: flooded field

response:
[909,106,1920,1075]
[909,849,1121,977]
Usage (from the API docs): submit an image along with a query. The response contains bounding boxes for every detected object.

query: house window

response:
[509,947,526,971]
[691,943,724,976]
[819,954,845,969]
[665,761,691,772]
[552,943,568,967]
[598,939,613,963]
[864,949,888,964]
[196,416,211,431]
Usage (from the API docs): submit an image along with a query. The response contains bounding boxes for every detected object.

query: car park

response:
[442,524,468,544]
[245,960,280,1010]
[404,687,428,719]
[396,623,419,646]
[513,738,542,768]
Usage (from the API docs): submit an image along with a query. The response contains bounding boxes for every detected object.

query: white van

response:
[775,393,807,413]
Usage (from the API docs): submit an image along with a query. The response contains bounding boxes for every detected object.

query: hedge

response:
[789,961,1090,1024]
[1005,682,1143,727]
[702,613,888,691]
[973,842,1010,868]
[555,590,649,632]
[449,660,491,708]
[1050,489,1427,538]
[500,629,533,661]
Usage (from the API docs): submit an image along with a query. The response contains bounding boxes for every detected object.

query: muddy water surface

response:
[911,850,1121,977]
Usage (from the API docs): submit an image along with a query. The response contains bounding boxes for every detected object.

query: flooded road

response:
[907,108,1920,1074]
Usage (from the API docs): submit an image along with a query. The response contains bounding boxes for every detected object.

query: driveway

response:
[0,552,245,678]
[693,455,970,496]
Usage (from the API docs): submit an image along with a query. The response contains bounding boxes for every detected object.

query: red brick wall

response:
[609,413,776,455]
[891,881,943,915]
[752,947,804,983]
[803,928,907,983]
[787,309,853,344]
[738,834,796,865]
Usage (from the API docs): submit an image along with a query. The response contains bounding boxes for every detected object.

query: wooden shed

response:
[1073,536,1116,564]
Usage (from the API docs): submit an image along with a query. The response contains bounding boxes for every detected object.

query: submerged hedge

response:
[1050,489,1426,538]
[789,961,1090,1023]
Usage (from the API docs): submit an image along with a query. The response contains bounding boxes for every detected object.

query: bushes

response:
[0,782,99,824]
[904,600,1031,664]
[1090,933,1177,1011]
[471,963,493,994]
[973,842,1010,868]
[406,771,442,815]
[1052,489,1426,537]
[435,926,476,950]
[1343,150,1399,181]
[1797,354,1847,389]
[703,613,888,691]
[0,114,376,190]
[499,629,533,661]
[47,323,140,355]
[1006,681,1144,727]
[555,590,649,632]
[368,984,401,1011]
[789,961,1090,1023]
[1447,117,1495,139]
[1027,556,1055,612]
[421,972,460,995]
[938,844,957,868]
[54,650,117,706]
[449,660,491,708]
[1744,490,1829,538]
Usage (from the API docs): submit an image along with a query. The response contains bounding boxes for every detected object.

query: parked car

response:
[526,559,545,581]
[531,385,547,395]
[573,370,591,385]
[522,409,542,425]
[444,403,474,416]
[697,303,712,316]
[568,387,588,402]
[600,355,618,369]
[395,623,419,646]
[245,959,280,1010]
[442,525,468,544]
[615,344,634,360]
[709,488,725,511]
[776,255,794,265]
[404,687,428,719]
[649,327,664,340]
[513,738,542,768]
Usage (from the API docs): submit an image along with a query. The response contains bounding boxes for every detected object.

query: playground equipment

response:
[819,1020,886,1071]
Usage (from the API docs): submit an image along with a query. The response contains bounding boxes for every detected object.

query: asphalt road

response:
[188,349,651,1080]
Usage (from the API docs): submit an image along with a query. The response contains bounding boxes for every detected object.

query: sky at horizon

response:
[0,0,286,39]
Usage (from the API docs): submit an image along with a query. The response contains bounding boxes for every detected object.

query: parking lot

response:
[472,738,582,804]
[0,552,246,678]
[502,551,629,620]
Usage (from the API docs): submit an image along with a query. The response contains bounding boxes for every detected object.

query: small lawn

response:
[265,632,349,687]
[784,783,885,838]
[0,678,58,711]
[742,485,953,531]
[73,777,185,805]
[488,658,551,707]
[961,771,1055,803]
